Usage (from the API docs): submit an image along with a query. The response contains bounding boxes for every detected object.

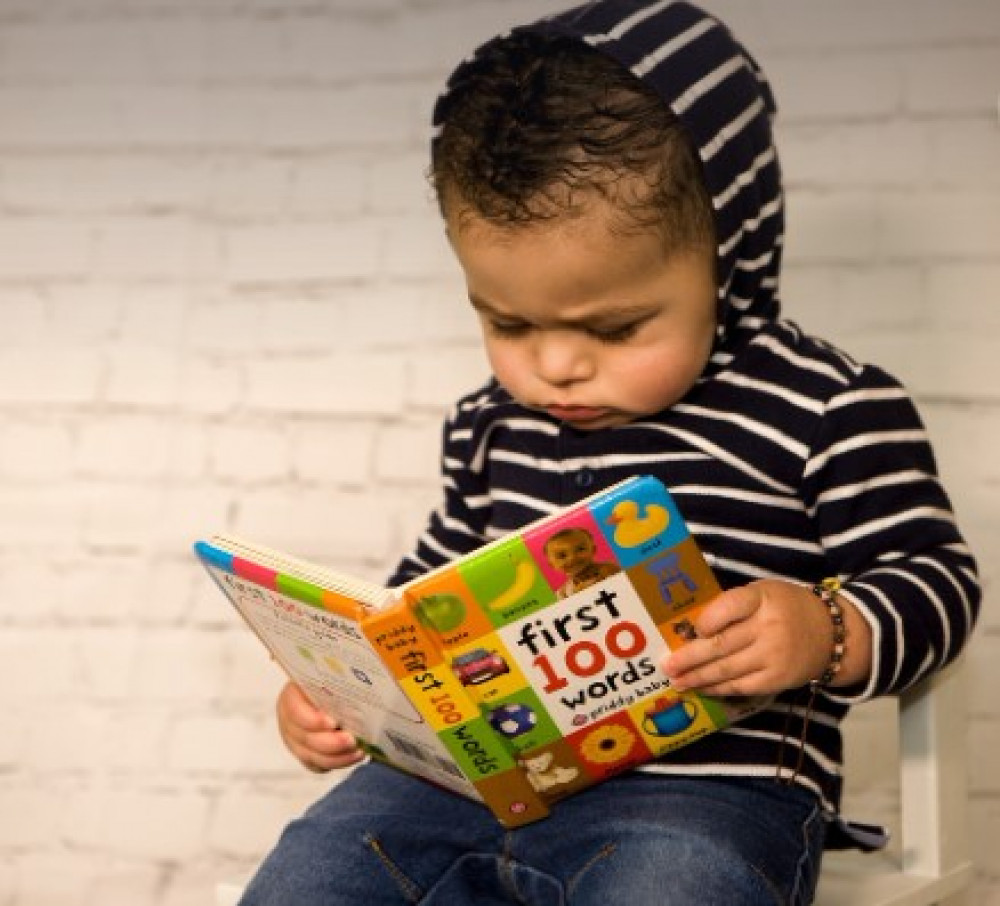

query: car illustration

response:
[450,648,510,685]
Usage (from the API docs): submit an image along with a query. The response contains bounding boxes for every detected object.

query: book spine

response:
[361,601,550,827]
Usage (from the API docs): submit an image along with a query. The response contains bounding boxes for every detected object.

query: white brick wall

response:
[0,1,996,903]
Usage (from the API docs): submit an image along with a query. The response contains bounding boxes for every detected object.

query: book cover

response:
[194,475,765,827]
[193,539,484,803]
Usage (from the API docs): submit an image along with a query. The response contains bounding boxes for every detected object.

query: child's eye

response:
[588,322,642,344]
[487,319,532,339]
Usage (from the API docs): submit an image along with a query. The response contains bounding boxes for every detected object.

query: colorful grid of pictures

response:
[403,476,730,800]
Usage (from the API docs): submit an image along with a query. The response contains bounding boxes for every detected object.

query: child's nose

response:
[533,331,594,386]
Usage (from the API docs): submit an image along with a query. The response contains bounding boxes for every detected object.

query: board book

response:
[194,475,765,827]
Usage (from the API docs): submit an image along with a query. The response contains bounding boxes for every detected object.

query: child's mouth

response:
[545,405,609,424]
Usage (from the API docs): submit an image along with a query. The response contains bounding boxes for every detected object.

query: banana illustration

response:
[488,558,538,611]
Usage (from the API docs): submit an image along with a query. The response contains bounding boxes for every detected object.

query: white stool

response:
[815,660,973,905]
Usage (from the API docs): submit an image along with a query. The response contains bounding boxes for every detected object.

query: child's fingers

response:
[663,619,754,681]
[278,681,337,731]
[666,644,766,696]
[276,682,364,771]
[692,587,756,638]
[290,729,364,773]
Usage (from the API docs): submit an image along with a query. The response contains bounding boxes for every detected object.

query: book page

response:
[196,543,481,798]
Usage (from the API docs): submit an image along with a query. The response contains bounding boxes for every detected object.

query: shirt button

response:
[575,469,595,489]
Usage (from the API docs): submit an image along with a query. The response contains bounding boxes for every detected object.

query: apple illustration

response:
[414,593,467,632]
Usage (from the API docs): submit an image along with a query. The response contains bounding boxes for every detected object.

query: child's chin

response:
[565,414,632,431]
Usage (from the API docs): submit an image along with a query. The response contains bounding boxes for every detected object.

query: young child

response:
[242,2,980,904]
[543,526,621,598]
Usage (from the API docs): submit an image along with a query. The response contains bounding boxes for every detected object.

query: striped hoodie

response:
[390,0,981,833]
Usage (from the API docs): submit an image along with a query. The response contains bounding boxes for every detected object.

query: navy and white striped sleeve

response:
[385,396,493,587]
[802,364,980,702]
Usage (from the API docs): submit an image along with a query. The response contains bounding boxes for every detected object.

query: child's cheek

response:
[487,344,531,400]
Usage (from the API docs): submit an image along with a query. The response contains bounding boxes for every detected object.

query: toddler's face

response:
[447,197,717,431]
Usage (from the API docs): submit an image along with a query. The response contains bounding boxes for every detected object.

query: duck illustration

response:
[606,499,670,547]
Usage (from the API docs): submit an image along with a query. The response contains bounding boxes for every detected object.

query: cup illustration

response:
[642,695,697,737]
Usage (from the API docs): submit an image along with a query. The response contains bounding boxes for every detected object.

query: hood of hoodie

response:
[432,0,783,361]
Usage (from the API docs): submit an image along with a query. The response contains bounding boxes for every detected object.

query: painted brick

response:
[0,155,201,213]
[374,422,442,484]
[207,156,295,220]
[926,264,1000,329]
[0,631,79,699]
[930,121,1000,191]
[48,558,144,625]
[784,192,880,263]
[244,352,407,416]
[214,84,417,150]
[207,422,291,484]
[187,300,271,353]
[75,628,142,701]
[368,152,437,215]
[766,53,902,123]
[94,217,218,280]
[780,264,923,346]
[287,157,367,218]
[0,87,132,148]
[904,47,1000,115]
[257,299,352,353]
[0,787,63,848]
[79,483,172,550]
[846,332,1000,402]
[90,866,164,906]
[407,346,491,409]
[0,218,92,278]
[418,285,482,344]
[0,2,997,903]
[969,719,1000,794]
[11,852,99,906]
[178,357,244,415]
[104,343,180,408]
[156,486,242,554]
[0,347,103,405]
[380,214,458,280]
[0,21,152,84]
[337,286,431,350]
[233,486,399,563]
[128,631,232,702]
[875,192,1000,259]
[0,290,47,341]
[221,629,300,705]
[166,714,262,772]
[289,421,376,487]
[0,422,75,481]
[81,788,212,861]
[780,121,931,189]
[208,787,321,858]
[225,221,380,284]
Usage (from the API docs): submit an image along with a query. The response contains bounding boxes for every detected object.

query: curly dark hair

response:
[431,33,715,250]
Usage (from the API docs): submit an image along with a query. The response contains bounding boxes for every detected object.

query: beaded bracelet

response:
[810,577,846,687]
[777,577,849,783]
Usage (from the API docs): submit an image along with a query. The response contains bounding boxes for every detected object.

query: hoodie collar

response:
[434,0,783,363]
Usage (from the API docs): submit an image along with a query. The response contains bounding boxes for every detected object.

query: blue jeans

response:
[238,762,826,905]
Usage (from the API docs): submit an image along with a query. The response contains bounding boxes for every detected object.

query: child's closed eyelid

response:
[485,318,532,338]
[585,320,646,344]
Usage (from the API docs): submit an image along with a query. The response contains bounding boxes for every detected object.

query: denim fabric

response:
[238,762,826,906]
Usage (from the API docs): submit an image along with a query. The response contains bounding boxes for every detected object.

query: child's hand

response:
[662,579,871,697]
[276,681,365,773]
